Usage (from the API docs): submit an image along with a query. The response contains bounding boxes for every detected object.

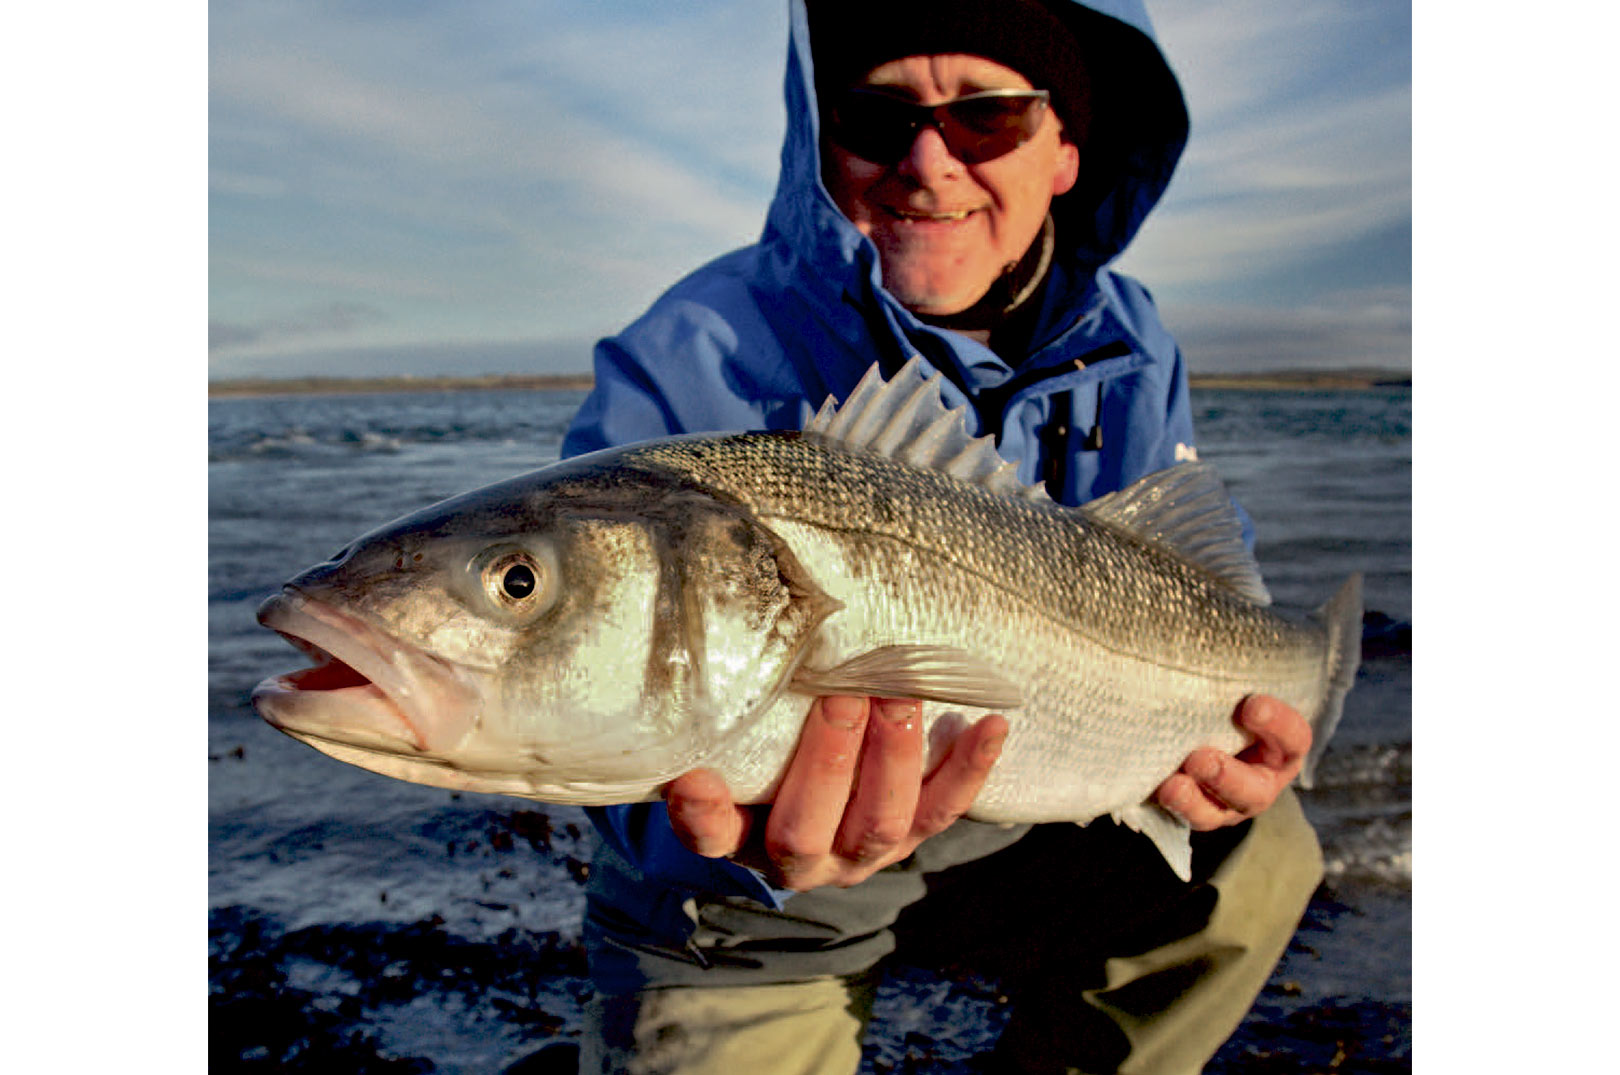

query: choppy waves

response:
[208,387,588,464]
[1308,740,1412,888]
[222,427,409,460]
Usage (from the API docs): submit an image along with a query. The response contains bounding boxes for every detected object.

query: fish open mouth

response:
[279,654,373,692]
[252,590,480,754]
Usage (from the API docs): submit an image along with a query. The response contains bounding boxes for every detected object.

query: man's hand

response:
[1155,694,1312,831]
[663,696,1008,891]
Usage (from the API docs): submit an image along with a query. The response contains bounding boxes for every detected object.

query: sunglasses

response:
[825,87,1052,165]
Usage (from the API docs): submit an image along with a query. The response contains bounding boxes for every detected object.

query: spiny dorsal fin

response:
[803,357,1051,504]
[1081,462,1272,605]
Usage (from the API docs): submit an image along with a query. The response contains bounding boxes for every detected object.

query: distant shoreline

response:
[1187,370,1411,391]
[208,368,1409,398]
[207,373,596,398]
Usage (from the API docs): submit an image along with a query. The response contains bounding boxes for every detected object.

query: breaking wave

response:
[1308,742,1412,888]
[208,387,586,464]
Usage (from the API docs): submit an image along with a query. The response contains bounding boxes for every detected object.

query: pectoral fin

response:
[790,645,1022,710]
[1114,802,1194,882]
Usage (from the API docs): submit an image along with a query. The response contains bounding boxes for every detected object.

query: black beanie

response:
[807,0,1092,145]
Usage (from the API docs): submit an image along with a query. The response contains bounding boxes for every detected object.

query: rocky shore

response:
[208,882,1411,1073]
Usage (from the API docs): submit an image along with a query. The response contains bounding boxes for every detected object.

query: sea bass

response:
[253,359,1361,880]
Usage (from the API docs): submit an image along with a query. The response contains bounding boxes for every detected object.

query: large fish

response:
[254,359,1361,879]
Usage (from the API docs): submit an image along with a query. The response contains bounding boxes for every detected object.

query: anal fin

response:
[1115,802,1194,882]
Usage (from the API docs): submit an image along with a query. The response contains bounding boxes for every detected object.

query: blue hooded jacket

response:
[562,0,1228,984]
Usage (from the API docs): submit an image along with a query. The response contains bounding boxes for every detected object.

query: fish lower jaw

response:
[252,673,424,752]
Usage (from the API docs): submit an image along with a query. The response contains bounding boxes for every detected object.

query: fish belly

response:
[756,515,1329,826]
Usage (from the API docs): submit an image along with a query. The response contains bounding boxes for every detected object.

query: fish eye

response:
[460,541,560,623]
[478,548,552,613]
[500,562,537,599]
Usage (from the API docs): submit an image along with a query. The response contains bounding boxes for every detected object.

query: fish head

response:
[252,452,838,803]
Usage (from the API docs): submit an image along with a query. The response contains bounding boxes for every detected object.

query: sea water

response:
[208,386,1411,1073]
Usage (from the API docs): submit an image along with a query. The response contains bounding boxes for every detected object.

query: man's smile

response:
[885,207,979,223]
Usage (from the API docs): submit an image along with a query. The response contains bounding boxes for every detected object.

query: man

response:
[561,1,1324,1071]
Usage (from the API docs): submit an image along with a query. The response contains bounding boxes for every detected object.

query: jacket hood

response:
[765,0,1188,317]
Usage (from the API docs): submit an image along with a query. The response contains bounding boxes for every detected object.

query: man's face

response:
[822,53,1080,318]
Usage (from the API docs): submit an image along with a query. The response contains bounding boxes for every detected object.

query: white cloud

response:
[209,300,386,352]
[1164,286,1412,371]
[207,170,289,199]
[1123,0,1411,294]
[209,0,789,353]
[210,253,454,301]
[1151,0,1406,122]
[210,0,782,243]
[1184,85,1410,195]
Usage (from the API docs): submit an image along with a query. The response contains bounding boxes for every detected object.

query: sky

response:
[208,0,1412,379]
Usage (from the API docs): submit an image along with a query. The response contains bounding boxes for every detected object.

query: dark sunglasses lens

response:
[828,93,920,163]
[829,92,1047,165]
[939,97,1046,163]
[950,94,1046,135]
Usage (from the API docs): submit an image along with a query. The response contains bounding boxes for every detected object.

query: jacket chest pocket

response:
[1036,383,1106,503]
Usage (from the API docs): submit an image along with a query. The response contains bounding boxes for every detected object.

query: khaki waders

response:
[581,789,1322,1075]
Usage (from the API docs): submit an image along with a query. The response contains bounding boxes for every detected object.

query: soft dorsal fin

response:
[804,357,1051,503]
[1081,462,1272,605]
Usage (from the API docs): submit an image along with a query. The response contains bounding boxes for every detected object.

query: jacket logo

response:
[1175,443,1198,462]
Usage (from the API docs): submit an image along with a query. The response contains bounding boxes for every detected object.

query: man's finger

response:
[1182,747,1278,820]
[834,698,926,864]
[910,713,1008,838]
[1156,769,1227,829]
[1158,696,1315,828]
[664,769,751,858]
[764,695,870,884]
[1235,695,1311,774]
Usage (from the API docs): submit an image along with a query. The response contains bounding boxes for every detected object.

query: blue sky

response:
[208,0,1412,378]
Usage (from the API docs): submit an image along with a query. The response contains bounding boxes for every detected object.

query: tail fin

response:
[1301,573,1363,788]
